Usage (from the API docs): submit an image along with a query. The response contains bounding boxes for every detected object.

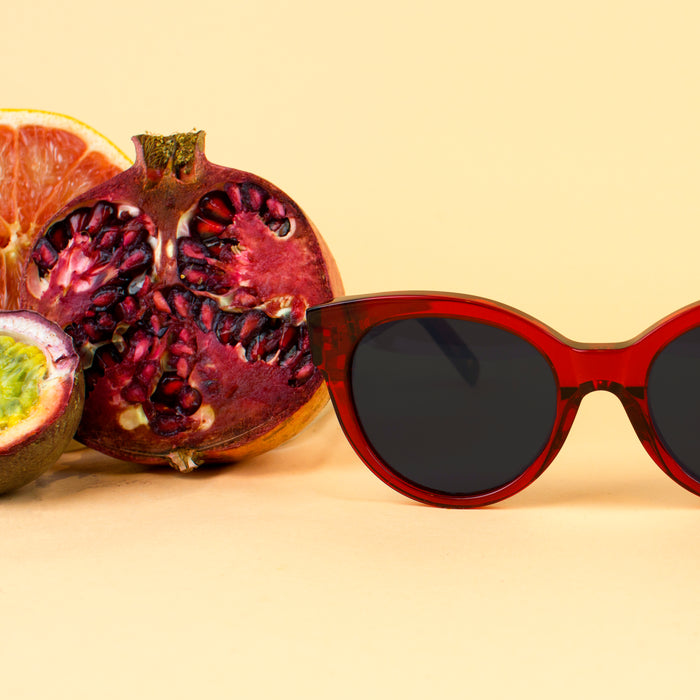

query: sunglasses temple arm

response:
[418,318,480,386]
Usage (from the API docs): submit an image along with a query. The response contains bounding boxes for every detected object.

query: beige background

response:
[3,1,700,697]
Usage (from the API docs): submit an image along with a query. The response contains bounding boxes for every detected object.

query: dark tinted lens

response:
[350,317,558,495]
[648,327,700,480]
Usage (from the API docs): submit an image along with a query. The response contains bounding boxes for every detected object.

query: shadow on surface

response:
[2,405,341,503]
[318,454,700,512]
[501,462,700,511]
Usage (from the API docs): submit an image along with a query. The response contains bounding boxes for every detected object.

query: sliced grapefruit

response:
[0,110,130,309]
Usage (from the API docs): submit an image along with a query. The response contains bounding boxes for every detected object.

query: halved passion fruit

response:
[0,311,83,494]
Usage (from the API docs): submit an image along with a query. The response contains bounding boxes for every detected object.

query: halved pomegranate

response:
[20,132,342,471]
[0,311,83,493]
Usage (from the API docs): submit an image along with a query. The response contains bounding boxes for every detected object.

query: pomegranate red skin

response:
[20,132,343,471]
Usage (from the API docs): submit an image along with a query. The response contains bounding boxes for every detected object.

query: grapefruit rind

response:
[0,109,130,168]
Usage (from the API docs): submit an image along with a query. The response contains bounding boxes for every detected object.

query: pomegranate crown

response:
[134,131,205,183]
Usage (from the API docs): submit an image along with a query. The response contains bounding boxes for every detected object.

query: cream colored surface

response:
[2,1,700,698]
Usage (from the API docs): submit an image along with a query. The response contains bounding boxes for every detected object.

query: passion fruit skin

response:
[0,311,84,495]
[0,376,83,494]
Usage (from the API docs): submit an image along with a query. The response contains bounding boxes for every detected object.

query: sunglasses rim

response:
[306,291,700,507]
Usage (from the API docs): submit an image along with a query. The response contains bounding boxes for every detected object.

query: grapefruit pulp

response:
[0,109,130,309]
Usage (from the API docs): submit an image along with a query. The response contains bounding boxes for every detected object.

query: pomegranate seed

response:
[156,374,184,399]
[231,288,258,307]
[152,290,171,313]
[169,288,195,318]
[177,326,196,343]
[204,275,230,295]
[291,355,315,386]
[126,329,152,357]
[225,183,244,210]
[280,347,302,368]
[82,318,106,342]
[178,238,209,261]
[178,264,228,294]
[96,312,116,330]
[279,324,299,352]
[139,361,159,383]
[198,191,235,224]
[91,284,124,309]
[265,198,286,219]
[176,357,191,378]
[68,208,91,236]
[203,240,224,258]
[235,310,269,344]
[122,382,149,404]
[191,215,225,238]
[119,244,152,275]
[180,264,207,288]
[94,226,120,250]
[117,296,139,322]
[244,336,263,361]
[177,385,202,415]
[215,241,239,263]
[281,328,311,367]
[86,202,114,234]
[147,312,167,337]
[122,222,148,248]
[239,183,266,212]
[170,342,195,356]
[262,328,282,361]
[135,275,151,296]
[196,297,219,332]
[246,327,282,362]
[215,312,238,345]
[31,239,58,271]
[45,221,70,251]
[132,336,153,362]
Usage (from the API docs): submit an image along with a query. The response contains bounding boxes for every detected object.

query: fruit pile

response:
[0,111,342,493]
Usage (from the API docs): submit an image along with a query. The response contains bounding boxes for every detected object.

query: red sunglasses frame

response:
[306,291,700,507]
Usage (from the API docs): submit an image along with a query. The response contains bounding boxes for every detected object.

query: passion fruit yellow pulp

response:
[0,311,83,494]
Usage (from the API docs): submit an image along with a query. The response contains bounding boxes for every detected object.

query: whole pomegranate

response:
[20,132,342,471]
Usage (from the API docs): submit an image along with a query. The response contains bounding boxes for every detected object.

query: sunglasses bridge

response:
[563,342,644,392]
[554,343,654,454]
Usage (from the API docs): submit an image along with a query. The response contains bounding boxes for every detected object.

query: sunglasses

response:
[305,291,700,507]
